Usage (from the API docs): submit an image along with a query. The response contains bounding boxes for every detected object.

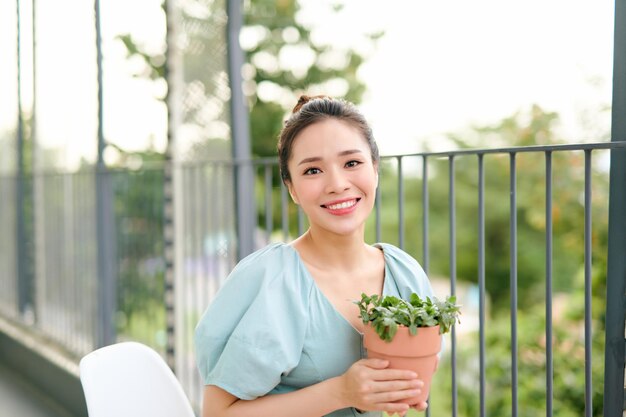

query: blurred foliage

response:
[363,105,609,312]
[108,147,166,347]
[116,0,377,161]
[424,267,606,417]
[242,0,378,158]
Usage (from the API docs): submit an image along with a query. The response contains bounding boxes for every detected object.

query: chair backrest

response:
[79,342,196,417]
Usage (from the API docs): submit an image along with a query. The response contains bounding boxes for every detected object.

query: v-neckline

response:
[286,243,390,336]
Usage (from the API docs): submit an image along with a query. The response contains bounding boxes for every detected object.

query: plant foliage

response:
[355,293,461,342]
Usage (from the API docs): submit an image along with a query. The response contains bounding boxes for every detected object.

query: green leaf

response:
[357,292,461,341]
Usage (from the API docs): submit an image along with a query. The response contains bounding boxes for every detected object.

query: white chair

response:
[79,341,196,417]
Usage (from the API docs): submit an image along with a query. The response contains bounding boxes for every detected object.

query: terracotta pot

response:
[363,324,441,406]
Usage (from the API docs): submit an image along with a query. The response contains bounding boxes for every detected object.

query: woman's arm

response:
[202,358,427,417]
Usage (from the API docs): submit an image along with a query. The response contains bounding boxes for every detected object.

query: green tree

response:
[242,0,380,158]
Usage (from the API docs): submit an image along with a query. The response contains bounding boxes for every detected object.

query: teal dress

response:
[195,242,436,417]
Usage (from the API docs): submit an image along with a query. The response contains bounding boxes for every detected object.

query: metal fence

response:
[0,141,625,416]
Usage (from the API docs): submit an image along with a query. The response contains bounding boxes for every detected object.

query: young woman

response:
[195,96,435,417]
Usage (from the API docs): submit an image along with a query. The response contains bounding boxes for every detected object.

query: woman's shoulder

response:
[234,242,288,267]
[218,242,312,297]
[230,242,296,276]
[374,242,422,267]
[375,242,433,299]
[196,241,312,339]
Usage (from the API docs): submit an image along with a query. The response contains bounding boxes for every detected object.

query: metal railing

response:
[0,141,624,416]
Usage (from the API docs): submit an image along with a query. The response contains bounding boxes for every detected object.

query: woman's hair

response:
[277,95,380,183]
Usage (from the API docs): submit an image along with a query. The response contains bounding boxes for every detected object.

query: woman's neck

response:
[293,228,372,272]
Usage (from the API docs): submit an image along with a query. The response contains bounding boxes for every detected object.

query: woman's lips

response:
[321,198,360,215]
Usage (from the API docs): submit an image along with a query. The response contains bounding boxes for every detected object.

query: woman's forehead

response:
[291,119,367,154]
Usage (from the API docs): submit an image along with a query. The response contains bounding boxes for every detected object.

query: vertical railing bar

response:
[64,173,72,348]
[226,0,255,261]
[57,175,64,343]
[48,177,53,340]
[478,154,486,417]
[199,165,211,374]
[298,207,304,236]
[184,167,195,391]
[194,165,204,398]
[510,152,518,417]
[223,163,236,272]
[422,155,429,273]
[209,165,218,286]
[71,175,78,352]
[397,156,404,250]
[55,175,62,341]
[199,166,209,355]
[264,164,273,243]
[94,0,116,348]
[16,0,29,319]
[221,170,231,276]
[201,166,210,306]
[79,173,89,353]
[190,164,200,392]
[81,173,91,353]
[606,0,626,409]
[449,155,458,417]
[545,151,554,417]
[375,166,381,242]
[69,173,78,352]
[584,150,593,417]
[280,181,289,241]
[417,156,428,417]
[61,174,67,344]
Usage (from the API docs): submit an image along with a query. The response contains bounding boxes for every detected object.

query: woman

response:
[195,95,435,417]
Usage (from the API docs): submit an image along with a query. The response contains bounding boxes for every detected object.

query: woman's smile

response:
[321,198,361,215]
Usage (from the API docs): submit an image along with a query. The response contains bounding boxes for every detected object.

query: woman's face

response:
[286,118,378,238]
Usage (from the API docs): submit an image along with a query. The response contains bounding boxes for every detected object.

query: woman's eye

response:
[304,167,321,175]
[345,160,361,168]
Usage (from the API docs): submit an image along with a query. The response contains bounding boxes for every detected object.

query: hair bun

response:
[292,94,330,113]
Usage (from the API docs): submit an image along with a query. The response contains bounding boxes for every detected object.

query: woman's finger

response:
[369,388,422,404]
[411,401,429,411]
[369,367,419,382]
[370,378,423,393]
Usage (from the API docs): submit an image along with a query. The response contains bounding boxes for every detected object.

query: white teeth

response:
[326,200,356,210]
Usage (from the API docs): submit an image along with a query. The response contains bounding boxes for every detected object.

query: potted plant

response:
[355,293,461,407]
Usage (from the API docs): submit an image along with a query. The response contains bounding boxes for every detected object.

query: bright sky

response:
[0,0,616,168]
[314,0,615,155]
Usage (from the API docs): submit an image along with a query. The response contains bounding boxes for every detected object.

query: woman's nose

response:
[324,168,350,193]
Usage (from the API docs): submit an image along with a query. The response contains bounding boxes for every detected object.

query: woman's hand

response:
[337,358,425,416]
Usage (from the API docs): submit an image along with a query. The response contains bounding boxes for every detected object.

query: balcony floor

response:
[0,361,72,417]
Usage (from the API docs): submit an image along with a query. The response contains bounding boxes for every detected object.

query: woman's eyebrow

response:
[297,149,363,166]
[297,156,322,166]
[338,149,363,157]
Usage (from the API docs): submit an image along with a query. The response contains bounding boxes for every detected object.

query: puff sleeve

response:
[194,244,311,400]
